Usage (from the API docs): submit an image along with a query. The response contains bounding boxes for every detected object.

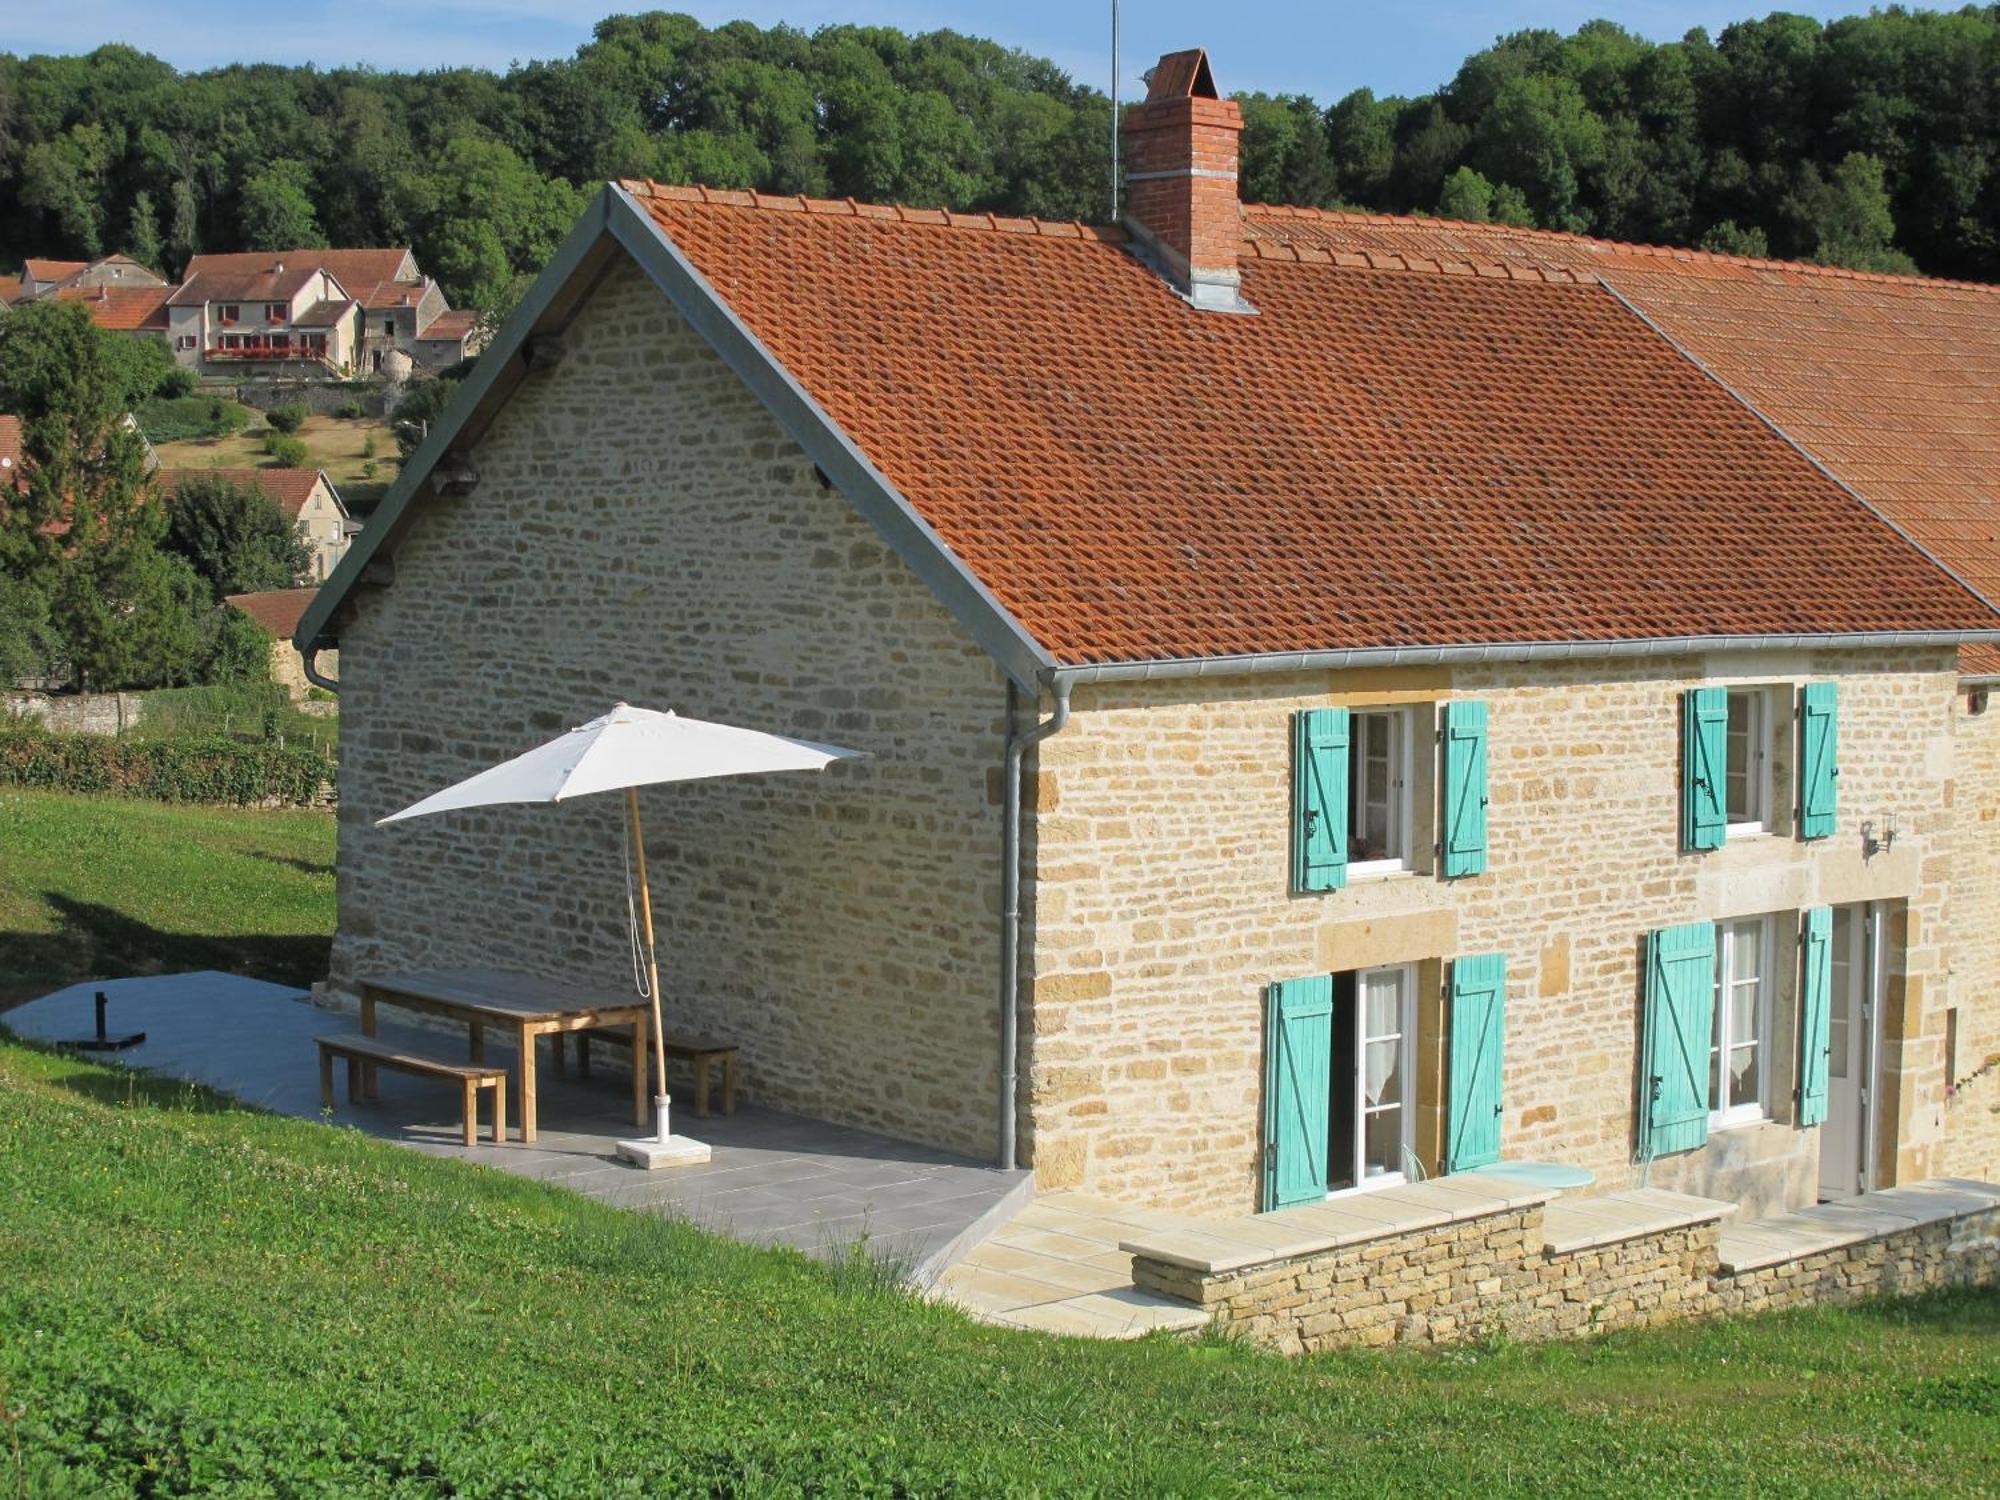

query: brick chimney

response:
[1121,49,1247,312]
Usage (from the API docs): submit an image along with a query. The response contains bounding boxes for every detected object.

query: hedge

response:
[0,727,333,806]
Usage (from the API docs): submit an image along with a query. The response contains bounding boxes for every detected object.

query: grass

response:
[0,789,333,1005]
[0,1039,1994,1498]
[132,683,338,756]
[152,409,400,513]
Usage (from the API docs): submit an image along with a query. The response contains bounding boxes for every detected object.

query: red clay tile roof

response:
[417,308,477,342]
[356,278,430,310]
[293,298,357,328]
[1243,207,2000,673]
[224,587,317,638]
[23,258,87,284]
[181,248,413,299]
[622,180,1996,667]
[168,264,322,307]
[0,275,21,305]
[161,467,332,520]
[51,283,172,331]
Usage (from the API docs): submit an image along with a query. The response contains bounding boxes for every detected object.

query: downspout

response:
[999,673,1072,1170]
[301,641,340,695]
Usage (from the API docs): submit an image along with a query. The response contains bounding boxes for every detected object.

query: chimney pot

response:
[1120,48,1249,313]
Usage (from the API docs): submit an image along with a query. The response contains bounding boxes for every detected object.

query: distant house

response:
[160,467,352,581]
[2,255,172,336]
[223,587,333,696]
[165,248,480,376]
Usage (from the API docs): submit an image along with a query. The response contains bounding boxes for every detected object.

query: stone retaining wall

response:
[1131,1197,1997,1355]
[1711,1206,2000,1316]
[4,691,147,736]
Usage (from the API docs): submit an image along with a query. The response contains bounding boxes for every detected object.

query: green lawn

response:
[0,789,334,1005]
[0,1040,1994,1497]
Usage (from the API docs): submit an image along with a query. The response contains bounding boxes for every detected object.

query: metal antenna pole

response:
[1110,0,1120,222]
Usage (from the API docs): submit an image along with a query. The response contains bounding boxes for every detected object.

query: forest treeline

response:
[2,7,1997,314]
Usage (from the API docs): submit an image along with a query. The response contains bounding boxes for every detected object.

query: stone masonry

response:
[1023,651,1965,1216]
[1945,687,2000,1182]
[328,260,1011,1159]
[1129,1190,1998,1356]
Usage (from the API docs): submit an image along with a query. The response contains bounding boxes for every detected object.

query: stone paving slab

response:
[1714,1179,2000,1274]
[1119,1176,1559,1276]
[1541,1188,1734,1255]
[3,973,1030,1279]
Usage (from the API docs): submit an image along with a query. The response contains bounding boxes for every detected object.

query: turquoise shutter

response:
[1798,682,1838,841]
[1641,920,1716,1157]
[1263,976,1333,1210]
[1798,906,1832,1127]
[1292,708,1349,893]
[1440,701,1490,879]
[1681,688,1727,852]
[1446,952,1508,1172]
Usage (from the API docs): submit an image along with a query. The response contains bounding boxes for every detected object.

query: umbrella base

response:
[615,1134,712,1170]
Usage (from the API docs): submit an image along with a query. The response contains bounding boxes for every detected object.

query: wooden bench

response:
[562,1027,737,1119]
[317,1033,508,1147]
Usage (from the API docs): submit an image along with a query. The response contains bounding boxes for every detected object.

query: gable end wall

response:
[329,259,1009,1158]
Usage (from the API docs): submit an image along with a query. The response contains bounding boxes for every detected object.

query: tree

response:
[390,374,461,457]
[124,189,164,273]
[1438,166,1496,222]
[1787,152,1918,273]
[0,300,191,689]
[195,604,275,685]
[163,472,312,597]
[1699,219,1770,257]
[0,574,56,687]
[239,157,326,250]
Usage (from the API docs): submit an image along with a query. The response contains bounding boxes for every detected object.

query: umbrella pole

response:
[627,787,672,1144]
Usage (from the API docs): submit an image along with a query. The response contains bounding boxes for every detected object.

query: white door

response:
[1817,903,1875,1200]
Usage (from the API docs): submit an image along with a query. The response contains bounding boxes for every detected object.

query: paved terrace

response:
[3,973,1030,1280]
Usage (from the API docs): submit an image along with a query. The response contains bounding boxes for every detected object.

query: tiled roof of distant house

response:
[417,309,478,342]
[161,467,334,520]
[23,258,87,284]
[293,298,358,328]
[0,275,22,305]
[224,586,319,637]
[51,283,173,331]
[181,248,414,295]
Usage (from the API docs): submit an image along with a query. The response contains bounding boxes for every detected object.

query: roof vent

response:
[1120,48,1250,314]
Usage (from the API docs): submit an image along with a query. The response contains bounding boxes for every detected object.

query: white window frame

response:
[1710,915,1773,1128]
[1328,962,1416,1197]
[1348,708,1414,877]
[1724,688,1773,837]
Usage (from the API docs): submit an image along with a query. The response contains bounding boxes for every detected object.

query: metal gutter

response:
[1046,630,2000,687]
[301,646,340,696]
[293,188,616,656]
[998,676,1071,1171]
[603,183,1055,694]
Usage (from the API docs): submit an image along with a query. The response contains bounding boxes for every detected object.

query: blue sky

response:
[4,3,1883,99]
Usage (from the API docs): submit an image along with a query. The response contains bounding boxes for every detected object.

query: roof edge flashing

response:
[1048,630,1995,687]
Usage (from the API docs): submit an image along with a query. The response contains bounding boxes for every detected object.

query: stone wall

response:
[1132,1199,1997,1355]
[1945,688,2000,1183]
[3,691,147,735]
[329,258,1011,1158]
[1024,650,1961,1216]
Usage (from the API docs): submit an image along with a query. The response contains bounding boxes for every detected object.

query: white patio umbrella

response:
[377,702,863,1166]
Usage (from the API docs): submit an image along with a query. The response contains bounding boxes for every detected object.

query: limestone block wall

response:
[329,259,1010,1158]
[1945,689,2000,1182]
[1133,1202,1999,1355]
[1024,650,1960,1216]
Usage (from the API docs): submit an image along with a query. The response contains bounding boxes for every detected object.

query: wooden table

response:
[358,967,649,1143]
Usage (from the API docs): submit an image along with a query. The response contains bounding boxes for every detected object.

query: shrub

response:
[333,399,365,420]
[0,725,332,805]
[360,460,378,479]
[265,402,309,435]
[262,432,310,467]
[156,365,199,399]
[135,395,252,445]
[361,432,377,459]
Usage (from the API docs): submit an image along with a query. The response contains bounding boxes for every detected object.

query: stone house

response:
[224,587,335,697]
[299,50,2000,1230]
[165,248,480,375]
[160,467,353,582]
[1,254,172,337]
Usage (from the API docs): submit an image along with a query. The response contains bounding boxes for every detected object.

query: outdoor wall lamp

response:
[1862,812,1899,859]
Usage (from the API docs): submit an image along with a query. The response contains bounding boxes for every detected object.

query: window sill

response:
[1708,1109,1770,1133]
[1725,825,1775,842]
[1347,859,1415,883]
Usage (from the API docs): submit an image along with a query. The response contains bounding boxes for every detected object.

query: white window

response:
[1710,916,1772,1126]
[175,334,196,351]
[1724,688,1771,834]
[266,302,287,322]
[1348,709,1412,874]
[1328,963,1415,1194]
[219,303,240,324]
